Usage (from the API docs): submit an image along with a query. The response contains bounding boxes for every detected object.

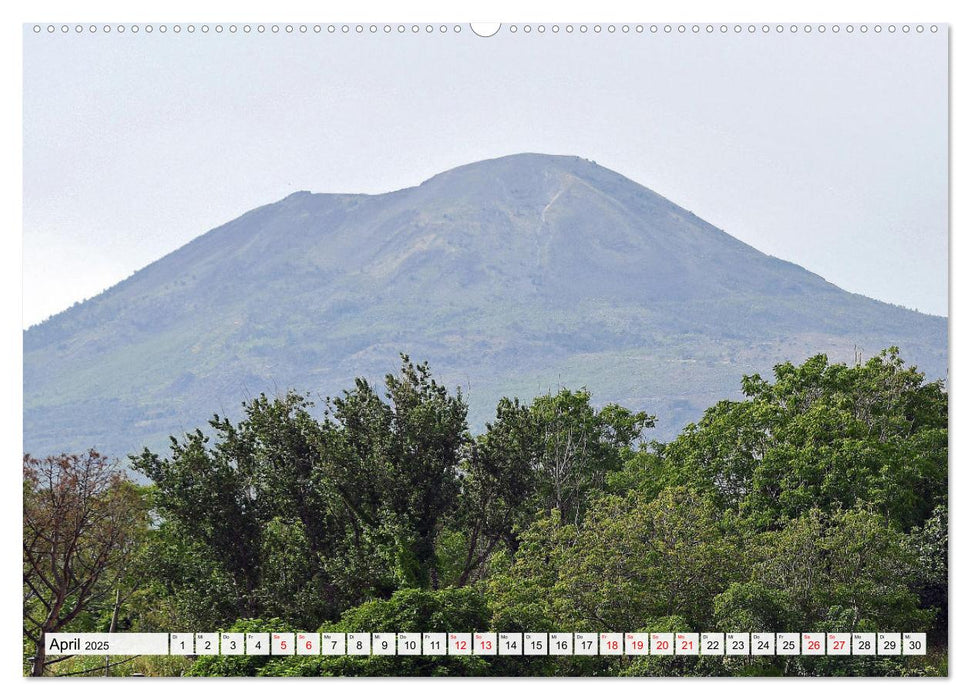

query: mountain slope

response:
[24,154,947,457]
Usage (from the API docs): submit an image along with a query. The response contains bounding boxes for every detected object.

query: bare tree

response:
[23,450,145,677]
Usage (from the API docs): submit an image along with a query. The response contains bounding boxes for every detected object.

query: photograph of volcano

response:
[22,22,948,678]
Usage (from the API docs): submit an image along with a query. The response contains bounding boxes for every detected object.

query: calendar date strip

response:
[45,631,926,657]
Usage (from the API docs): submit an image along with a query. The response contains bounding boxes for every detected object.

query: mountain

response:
[24,154,947,458]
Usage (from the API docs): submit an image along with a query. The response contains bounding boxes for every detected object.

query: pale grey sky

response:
[23,24,948,326]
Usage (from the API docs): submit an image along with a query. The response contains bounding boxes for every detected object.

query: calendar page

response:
[21,12,948,680]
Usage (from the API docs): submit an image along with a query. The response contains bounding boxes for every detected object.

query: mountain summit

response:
[24,154,947,457]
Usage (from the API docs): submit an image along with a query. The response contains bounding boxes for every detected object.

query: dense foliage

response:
[24,349,947,676]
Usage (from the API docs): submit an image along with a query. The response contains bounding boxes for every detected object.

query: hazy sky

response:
[23,24,948,326]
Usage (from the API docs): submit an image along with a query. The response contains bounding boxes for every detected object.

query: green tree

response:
[382,357,469,587]
[133,425,266,623]
[530,389,653,525]
[485,512,566,632]
[553,487,740,632]
[717,508,933,634]
[133,357,469,628]
[446,397,539,586]
[906,502,947,641]
[660,349,947,530]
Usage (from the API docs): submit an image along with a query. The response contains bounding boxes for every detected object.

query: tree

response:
[133,391,399,629]
[448,390,652,587]
[23,450,147,676]
[381,357,469,588]
[530,389,653,525]
[133,425,267,624]
[485,511,566,632]
[133,356,469,629]
[447,397,539,586]
[554,487,740,632]
[906,502,948,642]
[717,508,933,634]
[660,349,947,531]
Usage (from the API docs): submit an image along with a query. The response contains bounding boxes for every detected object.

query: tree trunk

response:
[105,589,120,676]
[31,632,46,677]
